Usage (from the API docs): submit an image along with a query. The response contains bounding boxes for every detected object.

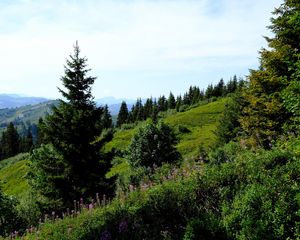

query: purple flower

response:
[100,230,111,240]
[118,219,128,233]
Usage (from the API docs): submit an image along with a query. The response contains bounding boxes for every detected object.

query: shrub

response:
[127,120,181,168]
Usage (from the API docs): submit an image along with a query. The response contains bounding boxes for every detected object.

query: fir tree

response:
[158,95,167,112]
[35,118,46,147]
[101,105,113,129]
[240,0,300,146]
[117,101,129,127]
[205,84,214,99]
[176,95,182,112]
[168,92,176,109]
[1,123,20,159]
[143,98,153,120]
[30,42,111,206]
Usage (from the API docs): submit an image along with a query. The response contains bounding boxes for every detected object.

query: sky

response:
[0,0,283,99]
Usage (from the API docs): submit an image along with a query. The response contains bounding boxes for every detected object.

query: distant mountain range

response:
[96,97,135,115]
[0,94,138,131]
[0,94,49,108]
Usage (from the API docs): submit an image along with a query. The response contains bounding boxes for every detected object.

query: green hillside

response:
[0,98,226,201]
[104,98,227,158]
[0,153,30,199]
[0,100,57,132]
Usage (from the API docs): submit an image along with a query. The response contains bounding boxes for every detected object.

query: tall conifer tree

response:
[31,42,111,205]
[117,101,129,127]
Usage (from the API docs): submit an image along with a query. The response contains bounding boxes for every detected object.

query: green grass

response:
[104,128,136,152]
[0,98,227,201]
[104,98,227,158]
[0,153,30,199]
[165,98,227,157]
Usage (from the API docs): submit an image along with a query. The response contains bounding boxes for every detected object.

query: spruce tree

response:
[1,123,20,159]
[101,105,113,129]
[35,118,46,147]
[176,95,182,112]
[158,95,167,112]
[240,0,300,146]
[31,42,111,206]
[143,98,153,119]
[117,101,129,127]
[205,84,214,99]
[168,92,176,109]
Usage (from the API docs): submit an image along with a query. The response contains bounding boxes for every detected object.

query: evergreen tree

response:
[183,92,190,105]
[143,98,153,119]
[133,98,144,121]
[191,86,201,103]
[30,42,111,206]
[117,101,129,127]
[35,118,46,147]
[158,95,167,112]
[213,78,225,97]
[101,105,113,129]
[176,95,182,112]
[205,84,214,99]
[168,92,176,109]
[226,75,238,94]
[127,105,135,123]
[215,94,243,145]
[240,0,300,146]
[1,123,20,159]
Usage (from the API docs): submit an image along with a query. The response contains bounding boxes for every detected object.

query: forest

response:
[0,0,299,239]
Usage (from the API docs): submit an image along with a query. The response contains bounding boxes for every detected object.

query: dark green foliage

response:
[117,101,129,127]
[28,144,68,209]
[127,120,181,168]
[226,75,238,94]
[35,118,46,147]
[168,92,176,109]
[205,84,214,99]
[19,127,33,153]
[131,98,144,122]
[240,0,300,146]
[31,43,111,207]
[215,94,243,145]
[175,95,182,112]
[151,100,159,123]
[143,98,153,119]
[0,122,20,159]
[0,187,21,237]
[213,78,225,97]
[157,95,168,112]
[101,105,113,129]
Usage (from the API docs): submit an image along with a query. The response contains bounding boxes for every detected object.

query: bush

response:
[0,189,23,237]
[127,120,181,168]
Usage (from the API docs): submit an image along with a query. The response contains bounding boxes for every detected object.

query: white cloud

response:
[0,0,283,98]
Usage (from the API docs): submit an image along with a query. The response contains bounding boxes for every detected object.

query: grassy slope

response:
[0,98,226,199]
[0,98,227,239]
[0,153,30,199]
[105,98,227,158]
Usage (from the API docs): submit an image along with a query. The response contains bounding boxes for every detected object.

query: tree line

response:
[0,122,35,160]
[116,76,245,126]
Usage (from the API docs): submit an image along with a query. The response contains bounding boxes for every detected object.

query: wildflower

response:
[89,203,94,211]
[100,230,111,240]
[118,219,128,233]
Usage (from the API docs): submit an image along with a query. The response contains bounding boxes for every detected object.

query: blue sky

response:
[0,0,283,99]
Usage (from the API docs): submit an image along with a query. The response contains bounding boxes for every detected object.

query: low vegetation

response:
[0,1,300,239]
